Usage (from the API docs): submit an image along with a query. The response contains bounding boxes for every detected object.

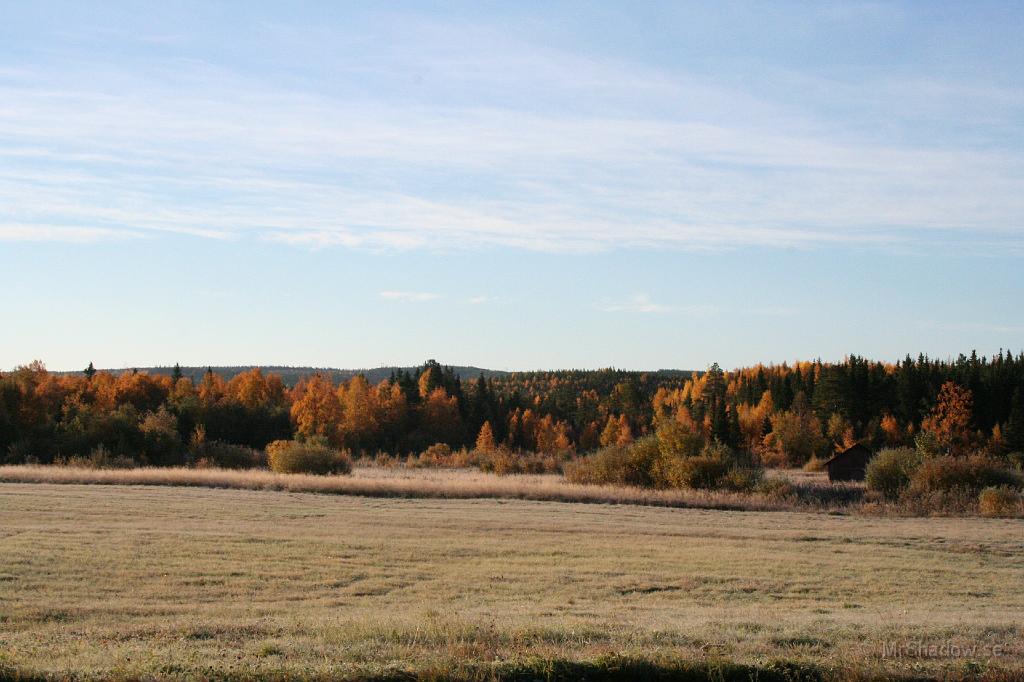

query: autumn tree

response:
[290,374,342,446]
[228,368,285,409]
[417,362,445,399]
[475,421,496,452]
[336,374,379,451]
[599,414,632,447]
[920,381,974,455]
[766,392,827,466]
[578,420,601,452]
[198,369,227,406]
[375,381,410,451]
[420,387,462,447]
[535,414,573,454]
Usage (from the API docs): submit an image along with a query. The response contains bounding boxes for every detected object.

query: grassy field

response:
[0,465,865,515]
[1,483,1022,681]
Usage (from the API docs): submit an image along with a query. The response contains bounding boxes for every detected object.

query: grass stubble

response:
[0,476,1022,681]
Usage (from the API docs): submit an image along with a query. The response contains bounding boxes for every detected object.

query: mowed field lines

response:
[1,484,1022,680]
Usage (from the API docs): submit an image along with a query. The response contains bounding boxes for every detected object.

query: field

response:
[1,482,1022,681]
[0,465,852,514]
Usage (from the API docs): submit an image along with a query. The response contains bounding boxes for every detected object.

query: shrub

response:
[478,449,563,475]
[266,440,352,475]
[654,420,704,459]
[418,442,453,467]
[906,454,1021,498]
[720,466,763,493]
[1007,452,1024,472]
[566,437,761,492]
[978,486,1023,518]
[766,408,828,466]
[667,455,730,489]
[865,447,920,500]
[192,440,265,469]
[57,445,136,470]
[139,407,185,466]
[802,456,827,472]
[756,476,797,501]
[564,445,636,486]
[914,430,943,459]
[625,436,661,486]
[566,437,661,486]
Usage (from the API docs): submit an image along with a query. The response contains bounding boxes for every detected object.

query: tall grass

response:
[0,465,832,512]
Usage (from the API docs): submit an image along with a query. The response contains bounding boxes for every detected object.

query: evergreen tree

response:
[172,363,183,382]
[727,404,743,449]
[84,362,96,379]
[711,398,729,444]
[1005,387,1024,452]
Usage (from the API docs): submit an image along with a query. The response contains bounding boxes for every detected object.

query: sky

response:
[2,1,1023,372]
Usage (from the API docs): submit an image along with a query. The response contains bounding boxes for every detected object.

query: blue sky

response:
[2,1,1022,371]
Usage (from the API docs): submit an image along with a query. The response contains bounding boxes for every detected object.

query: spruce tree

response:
[727,404,743,450]
[1006,387,1024,452]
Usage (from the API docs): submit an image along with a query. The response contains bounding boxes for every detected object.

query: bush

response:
[57,445,136,470]
[1007,452,1024,472]
[565,436,664,487]
[906,454,1021,498]
[914,430,944,459]
[720,466,764,493]
[192,440,265,469]
[564,446,634,486]
[566,437,761,492]
[802,456,827,472]
[139,407,185,466]
[654,420,704,459]
[978,486,1023,518]
[477,448,563,475]
[865,447,920,500]
[756,476,797,501]
[667,455,731,489]
[266,440,352,475]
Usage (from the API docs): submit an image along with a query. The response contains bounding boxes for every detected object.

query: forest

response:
[2,352,1023,470]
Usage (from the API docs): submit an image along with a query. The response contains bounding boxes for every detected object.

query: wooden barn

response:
[824,443,873,482]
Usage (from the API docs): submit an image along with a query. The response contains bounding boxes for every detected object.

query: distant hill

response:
[59,365,512,386]
[54,364,693,386]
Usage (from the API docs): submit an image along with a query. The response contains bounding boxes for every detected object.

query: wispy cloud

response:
[379,291,441,302]
[749,306,801,317]
[0,224,144,242]
[467,296,492,305]
[1,15,1022,253]
[917,320,1024,335]
[597,294,681,314]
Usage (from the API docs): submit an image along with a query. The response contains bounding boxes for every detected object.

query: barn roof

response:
[823,442,872,466]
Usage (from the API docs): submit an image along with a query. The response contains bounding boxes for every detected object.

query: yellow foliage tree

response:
[336,375,379,451]
[475,421,496,451]
[289,374,342,446]
[920,381,974,455]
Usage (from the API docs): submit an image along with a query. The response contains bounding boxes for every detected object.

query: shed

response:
[824,443,873,482]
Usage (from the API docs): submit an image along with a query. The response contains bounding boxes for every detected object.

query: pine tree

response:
[727,404,743,449]
[172,363,183,382]
[84,362,96,379]
[711,398,729,444]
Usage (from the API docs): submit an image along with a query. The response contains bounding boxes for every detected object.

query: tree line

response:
[1,352,1022,467]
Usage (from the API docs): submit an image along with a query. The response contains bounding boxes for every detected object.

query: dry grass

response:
[0,483,1021,681]
[0,464,857,514]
